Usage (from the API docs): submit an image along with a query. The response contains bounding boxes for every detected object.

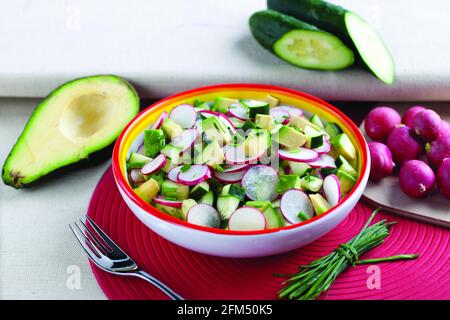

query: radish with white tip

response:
[306,154,336,169]
[169,104,197,129]
[224,145,262,165]
[228,103,248,121]
[278,148,319,162]
[313,139,331,154]
[167,165,183,182]
[280,189,314,224]
[150,111,168,130]
[170,129,198,153]
[198,110,237,133]
[187,204,221,228]
[228,207,266,231]
[153,196,183,208]
[272,106,303,117]
[177,164,211,186]
[222,164,249,173]
[130,169,144,183]
[141,154,167,175]
[323,174,341,207]
[214,170,246,183]
[270,109,290,124]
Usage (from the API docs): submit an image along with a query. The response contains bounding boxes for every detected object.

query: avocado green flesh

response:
[2,75,139,188]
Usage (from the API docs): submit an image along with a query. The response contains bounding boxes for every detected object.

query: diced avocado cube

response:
[300,174,323,193]
[255,114,275,130]
[289,115,325,135]
[134,178,160,203]
[161,118,183,140]
[194,99,210,111]
[337,169,356,196]
[195,141,224,169]
[213,97,239,113]
[154,203,181,218]
[309,194,331,216]
[264,94,279,107]
[240,99,270,118]
[272,125,306,149]
[128,152,152,169]
[144,129,165,158]
[181,199,197,220]
[201,117,231,145]
[276,175,301,193]
[199,190,214,205]
[161,180,189,200]
[325,122,343,139]
[331,133,357,161]
[309,114,325,129]
[160,144,180,172]
[143,171,165,188]
[242,129,271,157]
[335,155,358,178]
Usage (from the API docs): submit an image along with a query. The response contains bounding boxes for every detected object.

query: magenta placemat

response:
[88,167,450,300]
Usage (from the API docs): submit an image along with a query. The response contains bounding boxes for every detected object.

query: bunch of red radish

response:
[364,106,450,199]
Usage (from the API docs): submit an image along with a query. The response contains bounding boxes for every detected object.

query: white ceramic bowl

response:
[112,84,370,258]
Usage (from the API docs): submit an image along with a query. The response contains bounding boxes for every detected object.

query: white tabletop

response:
[1,0,450,100]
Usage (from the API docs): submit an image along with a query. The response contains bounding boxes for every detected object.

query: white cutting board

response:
[2,0,450,100]
[361,103,450,227]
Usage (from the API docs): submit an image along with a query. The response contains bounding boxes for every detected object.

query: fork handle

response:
[134,270,184,300]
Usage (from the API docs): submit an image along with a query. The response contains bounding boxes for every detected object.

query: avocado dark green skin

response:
[249,10,318,51]
[2,74,140,189]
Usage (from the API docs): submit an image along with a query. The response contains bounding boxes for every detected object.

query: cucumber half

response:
[250,10,354,71]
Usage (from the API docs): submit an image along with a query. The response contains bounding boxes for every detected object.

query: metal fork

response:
[70,216,184,300]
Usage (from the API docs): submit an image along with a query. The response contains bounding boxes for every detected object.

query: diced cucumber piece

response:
[304,125,324,148]
[195,141,224,169]
[278,166,285,176]
[337,169,356,196]
[300,174,323,192]
[160,144,180,172]
[217,195,240,219]
[128,152,152,169]
[213,97,239,114]
[320,167,338,177]
[335,155,358,178]
[331,133,356,161]
[242,119,256,132]
[271,199,281,208]
[199,190,214,206]
[288,161,312,177]
[309,193,331,216]
[134,178,160,203]
[240,99,270,118]
[189,182,210,200]
[161,180,189,200]
[275,207,287,226]
[310,134,325,149]
[181,199,197,220]
[154,203,181,219]
[245,200,272,212]
[201,117,232,145]
[325,122,343,139]
[309,114,325,129]
[264,94,279,107]
[263,206,281,229]
[255,114,276,130]
[161,118,183,140]
[221,184,231,195]
[276,174,302,193]
[144,129,166,158]
[194,99,210,110]
[242,129,271,157]
[229,184,246,201]
[272,125,306,149]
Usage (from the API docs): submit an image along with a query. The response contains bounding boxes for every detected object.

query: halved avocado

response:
[2,75,139,188]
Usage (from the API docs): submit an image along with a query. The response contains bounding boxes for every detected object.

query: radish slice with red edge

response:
[280,189,314,224]
[306,154,336,169]
[198,110,237,133]
[323,174,341,207]
[213,170,246,183]
[228,103,248,121]
[150,111,168,130]
[170,129,198,153]
[130,169,144,183]
[153,196,183,208]
[169,104,197,129]
[278,148,319,162]
[222,164,249,173]
[141,154,167,175]
[242,165,279,201]
[223,145,261,165]
[313,139,331,154]
[272,106,303,117]
[137,144,146,155]
[228,207,266,231]
[186,204,221,228]
[270,109,290,124]
[167,165,183,182]
[177,164,211,186]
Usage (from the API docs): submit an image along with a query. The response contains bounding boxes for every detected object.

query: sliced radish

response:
[214,170,246,183]
[223,145,262,165]
[170,129,198,153]
[186,204,221,228]
[227,103,248,121]
[228,207,266,231]
[167,165,183,182]
[141,154,166,175]
[150,111,168,130]
[306,154,336,169]
[242,165,279,201]
[169,104,197,129]
[130,169,144,183]
[270,109,290,124]
[278,148,319,162]
[323,174,341,207]
[313,139,331,154]
[137,144,146,155]
[198,110,236,133]
[222,164,249,173]
[272,106,303,117]
[153,196,183,208]
[177,164,211,186]
[280,189,314,224]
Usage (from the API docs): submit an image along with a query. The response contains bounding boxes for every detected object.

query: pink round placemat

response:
[88,167,450,300]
